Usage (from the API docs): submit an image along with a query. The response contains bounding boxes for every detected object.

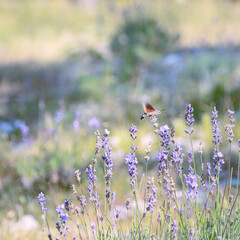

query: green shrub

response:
[111,16,179,82]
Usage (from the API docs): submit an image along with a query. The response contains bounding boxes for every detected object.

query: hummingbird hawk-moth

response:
[140,103,162,120]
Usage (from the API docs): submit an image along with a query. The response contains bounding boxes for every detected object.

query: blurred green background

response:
[1,0,240,238]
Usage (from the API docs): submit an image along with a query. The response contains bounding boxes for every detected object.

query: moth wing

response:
[145,103,155,113]
[142,103,147,113]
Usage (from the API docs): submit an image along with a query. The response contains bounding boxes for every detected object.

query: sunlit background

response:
[1,0,240,238]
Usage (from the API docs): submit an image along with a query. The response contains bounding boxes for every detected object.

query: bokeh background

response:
[1,0,240,238]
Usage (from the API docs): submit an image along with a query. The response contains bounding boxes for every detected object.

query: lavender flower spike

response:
[38,192,47,213]
[158,125,171,149]
[186,168,198,198]
[211,107,222,145]
[125,153,138,186]
[171,220,177,239]
[129,124,138,140]
[185,103,195,135]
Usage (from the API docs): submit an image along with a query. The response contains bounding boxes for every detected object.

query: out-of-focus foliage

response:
[111,16,179,82]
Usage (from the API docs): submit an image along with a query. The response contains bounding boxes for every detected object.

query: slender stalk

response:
[237,151,240,198]
[219,143,232,232]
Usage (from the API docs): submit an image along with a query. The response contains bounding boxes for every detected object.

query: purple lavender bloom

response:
[146,184,158,213]
[213,147,225,174]
[158,150,168,173]
[64,198,71,211]
[185,104,194,126]
[77,195,86,210]
[158,125,171,149]
[185,103,195,135]
[111,192,116,204]
[186,170,198,199]
[38,192,47,213]
[115,209,120,219]
[60,213,68,223]
[56,204,69,237]
[238,139,240,152]
[125,153,138,186]
[166,214,171,223]
[56,222,60,231]
[85,164,97,195]
[91,221,96,230]
[131,143,138,152]
[73,119,80,131]
[171,220,177,239]
[207,163,211,176]
[187,151,193,163]
[171,144,184,165]
[129,125,138,140]
[88,117,101,129]
[211,107,222,145]
[20,123,29,136]
[56,204,64,215]
[101,129,113,203]
[92,192,100,208]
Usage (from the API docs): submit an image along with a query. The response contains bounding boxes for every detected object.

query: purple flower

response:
[91,192,100,208]
[238,140,240,152]
[56,204,64,215]
[85,163,100,207]
[158,150,168,173]
[125,153,138,186]
[77,195,86,212]
[185,103,195,135]
[187,151,193,163]
[186,170,198,199]
[213,147,225,174]
[20,123,29,136]
[166,214,171,222]
[115,209,120,219]
[211,107,222,145]
[101,129,113,203]
[56,204,69,237]
[171,144,184,165]
[73,119,80,131]
[171,220,177,239]
[88,117,101,129]
[85,165,97,195]
[129,125,138,140]
[131,143,138,151]
[38,192,47,213]
[158,125,171,149]
[64,198,71,211]
[207,163,211,176]
[111,192,116,205]
[60,213,68,223]
[146,180,158,213]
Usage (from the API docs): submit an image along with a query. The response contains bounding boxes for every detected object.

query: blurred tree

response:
[111,16,179,83]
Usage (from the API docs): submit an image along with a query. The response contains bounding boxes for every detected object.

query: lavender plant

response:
[37,105,240,239]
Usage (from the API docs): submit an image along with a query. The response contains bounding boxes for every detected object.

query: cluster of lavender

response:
[101,129,115,204]
[38,104,240,239]
[146,177,157,213]
[125,125,138,186]
[211,107,225,174]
